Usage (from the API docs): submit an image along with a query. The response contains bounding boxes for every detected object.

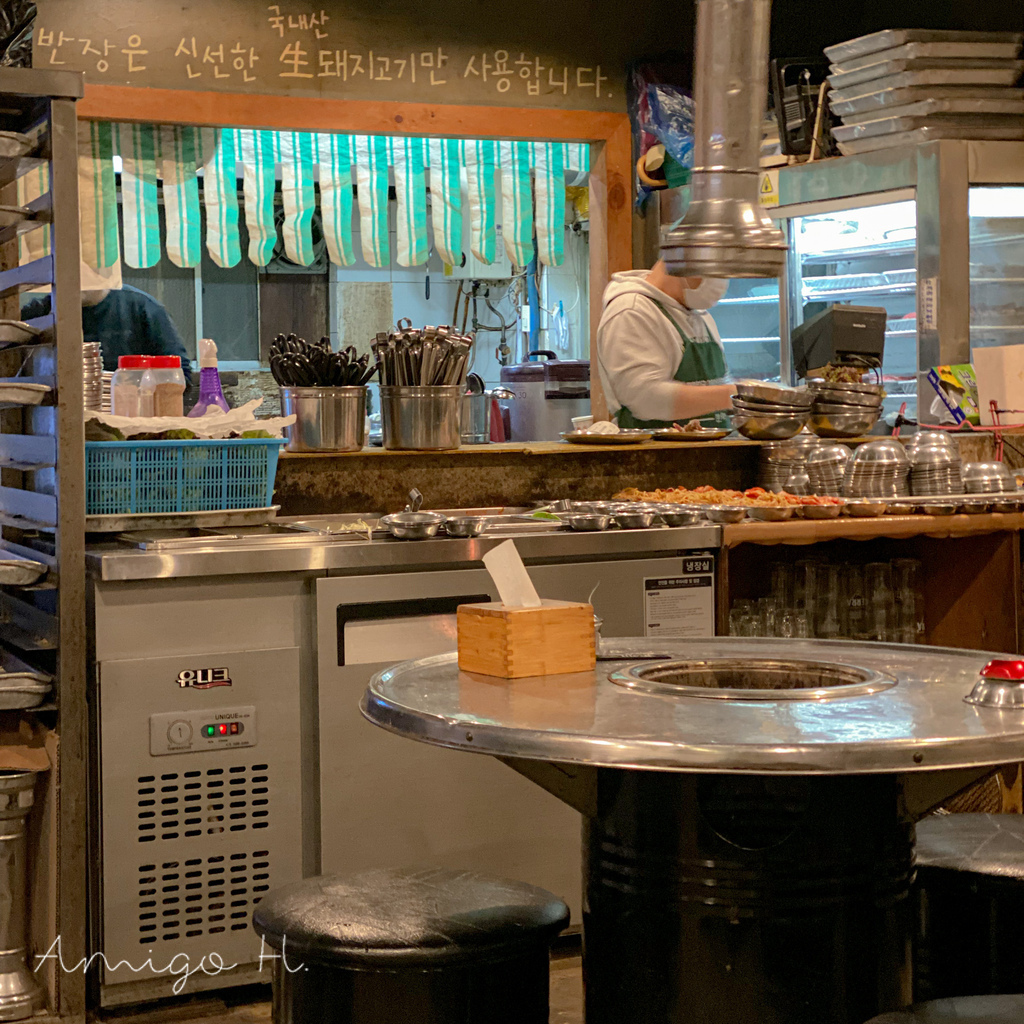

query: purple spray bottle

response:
[187,338,230,417]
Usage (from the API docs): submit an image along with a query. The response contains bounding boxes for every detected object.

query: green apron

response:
[616,297,730,431]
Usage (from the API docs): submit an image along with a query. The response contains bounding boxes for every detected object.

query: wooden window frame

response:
[78,84,632,417]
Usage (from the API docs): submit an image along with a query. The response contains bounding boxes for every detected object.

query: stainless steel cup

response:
[381,385,462,450]
[460,394,491,445]
[279,387,367,452]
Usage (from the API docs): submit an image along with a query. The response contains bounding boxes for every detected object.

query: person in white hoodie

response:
[596,261,735,429]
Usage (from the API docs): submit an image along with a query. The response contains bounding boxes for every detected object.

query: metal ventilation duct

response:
[660,0,788,278]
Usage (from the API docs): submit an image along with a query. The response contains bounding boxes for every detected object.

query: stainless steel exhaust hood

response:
[660,0,788,278]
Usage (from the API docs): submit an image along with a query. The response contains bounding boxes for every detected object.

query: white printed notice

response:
[644,556,715,638]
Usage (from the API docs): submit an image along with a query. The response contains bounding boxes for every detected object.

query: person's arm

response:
[598,309,734,422]
[145,302,193,382]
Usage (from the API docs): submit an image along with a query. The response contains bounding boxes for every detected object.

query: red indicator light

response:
[218,724,228,735]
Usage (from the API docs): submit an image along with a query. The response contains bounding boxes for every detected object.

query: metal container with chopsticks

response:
[380,385,463,450]
[279,386,367,452]
[374,320,476,451]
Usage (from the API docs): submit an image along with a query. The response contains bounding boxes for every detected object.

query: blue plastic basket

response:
[84,438,284,516]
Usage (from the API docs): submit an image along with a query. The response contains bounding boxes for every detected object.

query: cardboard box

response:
[457,600,595,678]
[926,364,980,425]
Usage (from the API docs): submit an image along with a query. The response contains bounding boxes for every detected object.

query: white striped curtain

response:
[71,126,590,274]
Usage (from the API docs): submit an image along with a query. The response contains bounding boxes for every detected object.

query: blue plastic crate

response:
[85,438,284,515]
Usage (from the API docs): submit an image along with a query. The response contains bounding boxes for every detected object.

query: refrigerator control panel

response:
[149,706,257,756]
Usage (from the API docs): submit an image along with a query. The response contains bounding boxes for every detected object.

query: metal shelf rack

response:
[0,67,86,1024]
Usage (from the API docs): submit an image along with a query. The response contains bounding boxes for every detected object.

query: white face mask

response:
[682,278,729,310]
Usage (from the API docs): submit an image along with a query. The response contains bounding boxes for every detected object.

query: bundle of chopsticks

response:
[372,320,475,387]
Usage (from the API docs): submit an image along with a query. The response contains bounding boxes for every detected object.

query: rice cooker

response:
[499,351,591,441]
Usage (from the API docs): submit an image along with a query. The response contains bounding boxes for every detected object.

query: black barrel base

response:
[273,949,551,1024]
[584,770,915,1024]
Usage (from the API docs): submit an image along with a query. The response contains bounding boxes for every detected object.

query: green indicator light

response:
[204,725,215,737]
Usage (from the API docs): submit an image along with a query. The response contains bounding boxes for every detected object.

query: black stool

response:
[252,866,570,1024]
[913,813,1024,1001]
[864,994,1024,1022]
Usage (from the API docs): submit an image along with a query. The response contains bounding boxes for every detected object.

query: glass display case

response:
[970,186,1024,353]
[768,141,1024,426]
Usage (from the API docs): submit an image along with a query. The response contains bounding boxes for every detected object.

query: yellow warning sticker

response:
[758,170,779,208]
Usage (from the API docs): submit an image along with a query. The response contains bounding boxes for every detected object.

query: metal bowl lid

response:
[965,659,1024,710]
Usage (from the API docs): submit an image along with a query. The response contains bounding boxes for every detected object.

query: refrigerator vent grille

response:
[136,764,271,843]
[136,850,272,945]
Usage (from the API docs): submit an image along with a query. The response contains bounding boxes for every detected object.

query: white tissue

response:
[482,540,542,608]
[86,398,296,439]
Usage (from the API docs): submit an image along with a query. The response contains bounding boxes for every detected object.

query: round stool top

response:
[252,867,570,967]
[916,813,1024,880]
[864,994,1024,1022]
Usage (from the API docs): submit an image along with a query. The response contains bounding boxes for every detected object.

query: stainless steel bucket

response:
[381,385,462,450]
[279,387,367,452]
[0,772,44,1021]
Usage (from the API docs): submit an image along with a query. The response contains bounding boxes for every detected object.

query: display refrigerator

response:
[759,140,1024,426]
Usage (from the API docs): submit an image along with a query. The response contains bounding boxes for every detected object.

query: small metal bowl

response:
[443,516,490,537]
[563,513,612,532]
[920,502,958,516]
[845,500,888,517]
[991,498,1021,513]
[379,511,446,540]
[799,503,844,519]
[745,505,795,522]
[654,506,703,526]
[959,500,991,514]
[612,510,658,529]
[703,505,748,523]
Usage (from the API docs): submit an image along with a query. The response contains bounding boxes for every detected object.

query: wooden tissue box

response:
[457,600,596,678]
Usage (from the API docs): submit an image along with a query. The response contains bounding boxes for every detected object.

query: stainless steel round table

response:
[361,638,1024,1024]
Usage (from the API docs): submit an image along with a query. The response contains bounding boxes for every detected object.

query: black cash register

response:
[791,305,887,379]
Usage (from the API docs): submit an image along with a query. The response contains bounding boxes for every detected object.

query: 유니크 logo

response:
[176,668,232,689]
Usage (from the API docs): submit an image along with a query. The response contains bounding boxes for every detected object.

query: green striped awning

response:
[62,125,591,275]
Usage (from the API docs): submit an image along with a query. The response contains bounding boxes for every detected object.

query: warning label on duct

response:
[758,170,780,208]
[644,559,715,638]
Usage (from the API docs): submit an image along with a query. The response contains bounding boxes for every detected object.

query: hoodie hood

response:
[602,269,692,315]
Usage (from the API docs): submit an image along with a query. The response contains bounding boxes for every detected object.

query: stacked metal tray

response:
[823,30,1024,154]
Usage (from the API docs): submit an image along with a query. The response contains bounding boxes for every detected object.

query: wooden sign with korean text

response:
[34,0,622,111]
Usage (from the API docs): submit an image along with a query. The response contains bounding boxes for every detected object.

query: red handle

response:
[981,659,1024,681]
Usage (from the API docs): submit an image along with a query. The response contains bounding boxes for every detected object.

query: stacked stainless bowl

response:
[806,379,884,438]
[731,381,813,441]
[758,434,822,492]
[962,460,1017,494]
[907,433,962,496]
[805,443,852,495]
[843,438,911,498]
[83,342,104,412]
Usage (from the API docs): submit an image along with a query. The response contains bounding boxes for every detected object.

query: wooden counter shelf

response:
[722,511,1024,548]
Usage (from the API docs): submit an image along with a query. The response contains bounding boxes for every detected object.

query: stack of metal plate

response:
[962,460,1017,494]
[731,381,814,442]
[83,342,104,412]
[824,30,1024,155]
[805,443,852,495]
[806,379,884,438]
[908,436,962,495]
[758,434,821,492]
[843,439,911,498]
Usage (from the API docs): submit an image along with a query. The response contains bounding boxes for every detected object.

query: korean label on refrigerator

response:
[644,555,715,638]
[920,277,938,331]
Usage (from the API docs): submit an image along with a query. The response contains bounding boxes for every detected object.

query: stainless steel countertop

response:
[86,523,722,581]
[361,637,1024,775]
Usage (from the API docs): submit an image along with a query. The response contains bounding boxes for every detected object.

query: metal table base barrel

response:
[584,770,913,1024]
[362,639,1024,1024]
